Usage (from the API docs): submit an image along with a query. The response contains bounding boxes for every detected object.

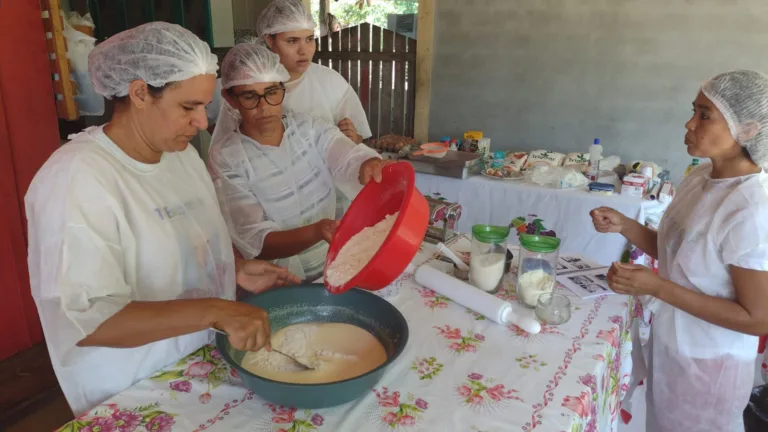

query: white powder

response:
[241,323,387,384]
[325,212,400,287]
[518,269,555,306]
[469,252,505,292]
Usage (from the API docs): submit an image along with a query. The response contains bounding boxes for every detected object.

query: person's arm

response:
[79,297,271,352]
[260,225,322,260]
[653,266,768,335]
[78,298,224,348]
[335,84,372,140]
[592,207,659,259]
[620,217,659,259]
[312,117,380,191]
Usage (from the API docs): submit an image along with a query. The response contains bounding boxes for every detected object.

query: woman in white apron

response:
[25,23,298,417]
[208,43,385,282]
[590,70,768,431]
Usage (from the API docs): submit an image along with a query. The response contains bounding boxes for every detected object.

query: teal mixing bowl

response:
[216,284,409,408]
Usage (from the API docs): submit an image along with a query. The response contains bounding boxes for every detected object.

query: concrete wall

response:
[211,0,235,47]
[427,0,768,180]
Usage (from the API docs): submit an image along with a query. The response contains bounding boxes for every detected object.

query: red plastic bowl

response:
[324,162,429,294]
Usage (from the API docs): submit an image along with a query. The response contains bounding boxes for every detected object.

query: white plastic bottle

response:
[587,138,603,181]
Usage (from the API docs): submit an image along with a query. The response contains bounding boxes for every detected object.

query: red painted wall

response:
[0,0,62,360]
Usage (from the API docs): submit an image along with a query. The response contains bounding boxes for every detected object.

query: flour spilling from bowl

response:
[325,212,400,287]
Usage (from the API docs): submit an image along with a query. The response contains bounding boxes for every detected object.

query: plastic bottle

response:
[587,138,603,182]
[684,158,700,177]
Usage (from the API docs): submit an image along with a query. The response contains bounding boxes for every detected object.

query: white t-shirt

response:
[25,126,236,415]
[207,63,372,139]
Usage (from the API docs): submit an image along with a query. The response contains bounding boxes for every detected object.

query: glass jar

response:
[469,224,510,294]
[517,234,561,308]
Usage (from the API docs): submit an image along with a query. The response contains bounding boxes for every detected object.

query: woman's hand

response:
[590,207,627,234]
[358,158,394,184]
[313,218,339,244]
[210,300,271,352]
[607,262,663,297]
[236,259,300,294]
[338,118,362,143]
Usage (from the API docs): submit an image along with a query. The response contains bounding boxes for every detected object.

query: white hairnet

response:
[220,42,290,89]
[257,0,317,37]
[88,22,218,99]
[212,42,290,151]
[701,70,768,166]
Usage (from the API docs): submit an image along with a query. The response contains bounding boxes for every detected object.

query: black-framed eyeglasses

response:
[229,83,286,110]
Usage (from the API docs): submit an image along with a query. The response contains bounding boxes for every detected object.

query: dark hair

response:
[113,82,170,104]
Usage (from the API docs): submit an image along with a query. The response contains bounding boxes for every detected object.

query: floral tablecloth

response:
[57,238,634,432]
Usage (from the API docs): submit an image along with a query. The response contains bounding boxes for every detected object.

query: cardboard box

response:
[621,173,647,197]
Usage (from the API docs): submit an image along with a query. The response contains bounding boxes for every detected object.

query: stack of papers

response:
[556,255,612,299]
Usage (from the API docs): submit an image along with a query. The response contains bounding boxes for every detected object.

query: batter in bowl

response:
[241,322,387,384]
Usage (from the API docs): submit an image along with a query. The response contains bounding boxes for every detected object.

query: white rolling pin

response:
[413,264,541,334]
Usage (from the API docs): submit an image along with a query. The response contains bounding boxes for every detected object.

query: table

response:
[57,238,634,432]
[415,173,650,266]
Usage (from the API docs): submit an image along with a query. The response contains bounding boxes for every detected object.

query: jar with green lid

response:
[517,234,562,308]
[469,224,510,294]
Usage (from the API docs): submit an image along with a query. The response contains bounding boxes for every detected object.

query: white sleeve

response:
[336,85,373,139]
[207,140,280,259]
[721,204,768,271]
[312,117,380,193]
[27,165,133,366]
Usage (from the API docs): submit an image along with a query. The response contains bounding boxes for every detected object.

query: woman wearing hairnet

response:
[591,70,768,431]
[25,22,298,416]
[208,42,385,282]
[206,0,370,144]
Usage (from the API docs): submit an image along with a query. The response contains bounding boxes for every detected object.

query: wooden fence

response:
[314,23,416,139]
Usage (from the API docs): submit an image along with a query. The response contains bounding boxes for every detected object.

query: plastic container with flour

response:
[413,265,541,334]
[469,225,510,294]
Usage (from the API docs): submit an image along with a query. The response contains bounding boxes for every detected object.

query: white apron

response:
[644,164,765,431]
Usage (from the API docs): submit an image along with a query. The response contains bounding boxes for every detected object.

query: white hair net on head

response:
[220,41,290,89]
[257,0,316,37]
[88,22,218,99]
[211,42,290,149]
[701,70,768,167]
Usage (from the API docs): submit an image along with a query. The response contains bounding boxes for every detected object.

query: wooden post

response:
[414,0,435,143]
[40,0,79,120]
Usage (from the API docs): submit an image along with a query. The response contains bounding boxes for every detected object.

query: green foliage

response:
[312,0,418,29]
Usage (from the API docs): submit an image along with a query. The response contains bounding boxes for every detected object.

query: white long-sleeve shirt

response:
[208,111,378,280]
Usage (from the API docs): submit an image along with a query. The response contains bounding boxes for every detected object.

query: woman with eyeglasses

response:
[208,42,387,282]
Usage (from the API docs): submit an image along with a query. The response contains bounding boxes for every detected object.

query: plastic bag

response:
[63,16,104,116]
[525,165,588,189]
[68,12,95,28]
[745,385,768,431]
